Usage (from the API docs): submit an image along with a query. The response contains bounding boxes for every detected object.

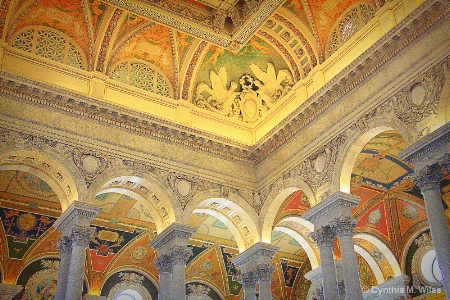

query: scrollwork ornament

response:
[56,235,72,255]
[69,226,96,248]
[310,225,335,248]
[332,216,357,237]
[412,164,444,191]
[253,263,275,282]
[169,245,193,265]
[154,254,173,273]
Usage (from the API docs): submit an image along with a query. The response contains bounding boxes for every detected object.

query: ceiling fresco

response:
[2,0,383,123]
[351,130,439,258]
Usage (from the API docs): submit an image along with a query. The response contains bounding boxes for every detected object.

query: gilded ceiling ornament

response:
[195,67,239,117]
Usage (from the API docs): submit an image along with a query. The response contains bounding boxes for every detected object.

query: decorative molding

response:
[149,223,196,252]
[399,121,450,169]
[52,201,101,234]
[302,191,360,226]
[232,242,278,269]
[253,0,448,158]
[100,0,285,52]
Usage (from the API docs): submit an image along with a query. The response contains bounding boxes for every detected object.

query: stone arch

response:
[100,268,158,300]
[185,189,260,252]
[354,233,402,278]
[273,217,318,268]
[400,226,430,275]
[88,167,181,233]
[354,244,384,285]
[0,148,86,211]
[331,115,415,194]
[260,177,315,244]
[185,279,226,300]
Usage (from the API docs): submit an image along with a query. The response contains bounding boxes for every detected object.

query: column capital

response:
[154,253,173,273]
[149,223,196,254]
[56,235,72,255]
[332,216,357,237]
[412,163,445,191]
[237,271,256,288]
[303,191,360,228]
[310,225,335,248]
[53,201,101,236]
[232,242,278,272]
[69,225,96,248]
[253,263,276,282]
[168,245,193,265]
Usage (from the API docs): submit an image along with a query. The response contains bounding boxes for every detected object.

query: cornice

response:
[0,71,255,165]
[399,121,450,167]
[0,0,446,167]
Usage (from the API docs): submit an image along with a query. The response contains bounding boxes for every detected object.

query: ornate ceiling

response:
[1,0,384,128]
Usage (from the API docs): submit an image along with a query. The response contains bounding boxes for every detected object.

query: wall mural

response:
[351,131,430,256]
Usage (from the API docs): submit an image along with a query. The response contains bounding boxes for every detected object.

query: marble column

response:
[303,191,361,300]
[333,216,363,300]
[154,254,172,300]
[150,223,196,300]
[55,236,72,300]
[310,226,339,300]
[400,122,450,299]
[53,201,101,300]
[66,226,96,300]
[0,284,23,300]
[170,245,193,300]
[254,263,276,300]
[233,242,279,300]
[414,164,450,297]
[305,267,324,300]
[241,271,257,300]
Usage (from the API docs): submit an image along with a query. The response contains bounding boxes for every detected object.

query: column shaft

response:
[319,245,339,300]
[65,244,87,300]
[243,285,257,300]
[55,237,71,300]
[339,234,363,300]
[158,271,171,300]
[65,226,95,300]
[171,263,186,300]
[421,185,450,297]
[259,281,272,300]
[311,226,339,300]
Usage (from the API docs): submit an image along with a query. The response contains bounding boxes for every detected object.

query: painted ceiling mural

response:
[350,130,450,296]
[2,0,383,123]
